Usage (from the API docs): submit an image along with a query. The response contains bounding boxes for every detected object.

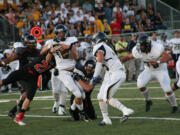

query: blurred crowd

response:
[0,0,168,40]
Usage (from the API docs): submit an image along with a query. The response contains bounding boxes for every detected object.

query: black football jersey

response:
[14,47,40,69]
[73,61,93,82]
[23,55,55,76]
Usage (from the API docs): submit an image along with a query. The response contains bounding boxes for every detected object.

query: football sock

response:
[60,91,67,107]
[9,105,17,113]
[166,93,177,107]
[99,101,109,119]
[109,98,126,112]
[141,88,150,101]
[53,93,60,105]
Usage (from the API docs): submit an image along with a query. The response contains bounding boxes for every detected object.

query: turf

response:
[0,80,180,135]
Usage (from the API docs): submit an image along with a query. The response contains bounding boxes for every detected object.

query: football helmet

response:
[24,35,36,47]
[54,24,68,41]
[92,32,107,45]
[138,35,151,53]
[84,57,96,75]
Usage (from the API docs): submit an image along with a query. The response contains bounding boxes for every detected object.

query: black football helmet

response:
[92,32,107,44]
[138,35,151,53]
[24,35,36,47]
[22,32,30,41]
[84,58,96,76]
[54,24,68,41]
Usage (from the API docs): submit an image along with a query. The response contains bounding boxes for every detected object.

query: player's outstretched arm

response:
[120,54,134,63]
[0,53,18,66]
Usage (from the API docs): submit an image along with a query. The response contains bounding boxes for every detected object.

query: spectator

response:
[69,23,77,36]
[121,18,133,33]
[147,3,154,21]
[95,0,103,8]
[69,10,76,24]
[16,17,24,36]
[87,11,95,23]
[127,34,141,80]
[83,24,92,35]
[123,0,129,12]
[94,15,104,32]
[76,21,83,36]
[6,8,16,24]
[74,11,83,23]
[129,0,138,9]
[144,19,154,31]
[154,12,167,30]
[113,2,122,13]
[129,15,137,32]
[102,19,112,35]
[115,36,130,81]
[151,32,161,44]
[114,7,123,25]
[103,2,112,25]
[110,17,121,34]
[60,8,68,21]
[82,0,93,12]
[95,2,105,21]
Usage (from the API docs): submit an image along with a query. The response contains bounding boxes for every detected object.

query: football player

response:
[0,54,56,125]
[91,32,134,126]
[45,24,90,121]
[121,35,178,113]
[41,25,69,115]
[169,31,180,65]
[1,35,40,119]
[169,31,180,92]
[70,58,96,121]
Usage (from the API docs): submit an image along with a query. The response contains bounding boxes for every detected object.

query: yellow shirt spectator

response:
[115,40,128,58]
[94,19,104,32]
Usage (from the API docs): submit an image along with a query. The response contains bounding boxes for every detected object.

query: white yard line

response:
[0,86,162,97]
[1,97,180,102]
[0,114,180,121]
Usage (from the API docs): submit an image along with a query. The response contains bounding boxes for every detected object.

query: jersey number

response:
[34,60,51,73]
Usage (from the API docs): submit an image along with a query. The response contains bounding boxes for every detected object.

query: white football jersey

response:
[93,42,125,71]
[132,42,167,70]
[169,38,180,54]
[45,37,78,70]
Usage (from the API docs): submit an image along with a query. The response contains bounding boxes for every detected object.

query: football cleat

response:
[120,115,129,123]
[79,111,90,122]
[99,118,112,126]
[14,116,26,126]
[171,106,179,113]
[52,102,59,113]
[122,108,134,116]
[145,100,152,112]
[121,108,134,123]
[8,111,16,119]
[58,106,66,115]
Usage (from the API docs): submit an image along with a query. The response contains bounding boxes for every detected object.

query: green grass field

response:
[0,81,180,135]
